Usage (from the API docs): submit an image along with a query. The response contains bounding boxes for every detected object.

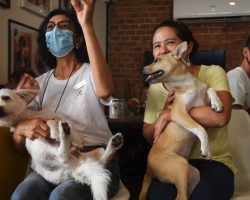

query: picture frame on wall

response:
[0,0,10,8]
[8,19,49,77]
[59,0,73,10]
[20,0,52,17]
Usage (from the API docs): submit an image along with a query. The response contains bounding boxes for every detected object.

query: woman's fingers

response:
[71,0,81,12]
[163,90,175,109]
[153,108,172,143]
[25,119,49,139]
[16,73,40,90]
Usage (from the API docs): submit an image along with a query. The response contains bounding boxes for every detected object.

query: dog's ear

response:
[15,89,39,104]
[173,41,188,59]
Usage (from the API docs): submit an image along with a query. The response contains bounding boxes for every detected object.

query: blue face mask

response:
[45,26,74,57]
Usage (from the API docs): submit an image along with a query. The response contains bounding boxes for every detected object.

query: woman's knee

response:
[12,172,51,200]
[148,178,176,200]
[49,179,91,200]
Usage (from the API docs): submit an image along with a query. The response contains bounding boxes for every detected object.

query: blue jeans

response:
[148,159,234,200]
[11,155,120,200]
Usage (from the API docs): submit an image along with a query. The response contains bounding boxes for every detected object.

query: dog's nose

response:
[140,66,145,75]
[140,66,149,83]
[0,106,6,117]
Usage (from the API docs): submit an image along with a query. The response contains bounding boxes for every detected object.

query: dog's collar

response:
[79,145,106,153]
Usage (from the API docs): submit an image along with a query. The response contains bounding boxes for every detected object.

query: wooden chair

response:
[228,109,250,199]
[144,49,225,68]
[0,127,29,200]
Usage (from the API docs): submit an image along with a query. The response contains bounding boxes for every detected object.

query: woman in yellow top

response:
[143,20,235,200]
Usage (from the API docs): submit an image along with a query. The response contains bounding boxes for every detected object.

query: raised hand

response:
[71,0,96,28]
[16,73,40,91]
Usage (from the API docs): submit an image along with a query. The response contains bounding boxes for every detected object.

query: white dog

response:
[0,88,123,200]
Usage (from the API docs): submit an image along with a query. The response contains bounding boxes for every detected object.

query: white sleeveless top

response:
[29,63,113,145]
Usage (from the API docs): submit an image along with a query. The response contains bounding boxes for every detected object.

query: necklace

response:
[39,64,78,113]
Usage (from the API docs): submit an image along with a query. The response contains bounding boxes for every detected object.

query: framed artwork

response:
[59,0,73,10]
[0,0,10,8]
[20,0,52,17]
[8,19,49,77]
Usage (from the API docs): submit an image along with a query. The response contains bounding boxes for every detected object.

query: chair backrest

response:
[228,109,250,193]
[144,49,225,68]
[190,50,225,68]
[144,51,154,66]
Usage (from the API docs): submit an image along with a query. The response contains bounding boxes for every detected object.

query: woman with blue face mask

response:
[11,0,119,200]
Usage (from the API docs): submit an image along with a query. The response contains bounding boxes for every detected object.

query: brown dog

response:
[139,42,223,200]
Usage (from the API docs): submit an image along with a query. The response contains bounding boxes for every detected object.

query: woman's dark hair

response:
[10,67,36,81]
[244,36,250,49]
[152,20,199,55]
[37,8,89,69]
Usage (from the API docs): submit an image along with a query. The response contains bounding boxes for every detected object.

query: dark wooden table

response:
[107,115,150,200]
[107,115,143,130]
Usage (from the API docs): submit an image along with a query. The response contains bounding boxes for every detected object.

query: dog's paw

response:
[207,88,224,113]
[211,100,224,113]
[111,132,123,150]
[200,148,212,160]
[58,121,71,140]
[61,121,70,135]
[201,154,211,160]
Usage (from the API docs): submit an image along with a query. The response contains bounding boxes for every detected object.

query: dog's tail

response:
[73,157,111,200]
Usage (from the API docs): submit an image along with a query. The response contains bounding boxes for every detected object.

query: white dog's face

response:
[0,88,38,126]
[0,89,26,118]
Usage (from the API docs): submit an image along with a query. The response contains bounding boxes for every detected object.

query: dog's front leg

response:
[47,119,60,140]
[99,132,123,165]
[171,98,211,159]
[207,88,223,112]
[57,121,71,160]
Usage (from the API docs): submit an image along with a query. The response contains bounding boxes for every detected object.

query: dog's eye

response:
[1,96,11,101]
[154,58,160,63]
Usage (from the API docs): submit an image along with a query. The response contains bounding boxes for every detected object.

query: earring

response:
[242,47,249,57]
[74,41,80,49]
[186,54,191,66]
[74,35,82,50]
